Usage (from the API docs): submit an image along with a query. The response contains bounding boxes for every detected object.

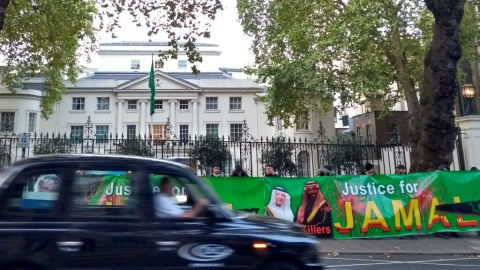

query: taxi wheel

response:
[264,261,300,270]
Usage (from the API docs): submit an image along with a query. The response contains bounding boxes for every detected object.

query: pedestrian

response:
[265,164,278,177]
[395,164,407,175]
[437,164,450,171]
[364,163,375,175]
[210,164,222,177]
[317,164,334,176]
[231,165,249,177]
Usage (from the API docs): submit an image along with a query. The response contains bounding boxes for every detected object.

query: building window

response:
[206,97,218,110]
[150,124,167,140]
[70,126,83,143]
[366,124,373,144]
[387,124,400,143]
[276,118,283,131]
[179,125,189,141]
[28,112,36,133]
[127,100,137,110]
[297,151,311,177]
[97,97,110,110]
[95,125,109,143]
[178,60,187,69]
[179,100,189,110]
[356,127,363,141]
[295,111,309,131]
[127,125,136,139]
[131,59,140,70]
[0,112,15,132]
[229,97,242,110]
[230,124,243,141]
[154,60,164,69]
[206,124,219,138]
[154,100,163,110]
[72,98,85,111]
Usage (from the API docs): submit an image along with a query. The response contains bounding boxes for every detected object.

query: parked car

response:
[0,154,323,270]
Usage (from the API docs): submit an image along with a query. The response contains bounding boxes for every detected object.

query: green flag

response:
[149,59,155,116]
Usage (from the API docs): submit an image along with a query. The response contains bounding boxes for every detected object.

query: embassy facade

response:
[0,41,335,176]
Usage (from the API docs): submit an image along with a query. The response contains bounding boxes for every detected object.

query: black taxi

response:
[0,154,323,270]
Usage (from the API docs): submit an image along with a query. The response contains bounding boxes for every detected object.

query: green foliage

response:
[237,0,480,125]
[33,138,75,155]
[325,135,365,176]
[0,143,9,165]
[0,0,223,119]
[260,136,297,176]
[188,136,231,175]
[114,138,154,157]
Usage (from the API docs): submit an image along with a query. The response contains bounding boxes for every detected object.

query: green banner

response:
[204,171,480,239]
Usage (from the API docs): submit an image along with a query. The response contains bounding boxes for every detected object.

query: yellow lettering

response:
[334,201,354,234]
[392,199,422,231]
[454,197,478,227]
[361,201,389,233]
[428,197,451,229]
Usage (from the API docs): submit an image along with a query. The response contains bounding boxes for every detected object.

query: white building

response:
[0,41,334,176]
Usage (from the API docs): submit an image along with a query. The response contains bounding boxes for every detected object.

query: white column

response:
[192,99,199,138]
[140,100,147,136]
[169,99,177,134]
[116,100,124,136]
[456,115,480,169]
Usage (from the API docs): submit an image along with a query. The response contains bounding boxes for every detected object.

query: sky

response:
[96,0,254,69]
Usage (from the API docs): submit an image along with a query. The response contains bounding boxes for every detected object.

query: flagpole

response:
[150,54,154,143]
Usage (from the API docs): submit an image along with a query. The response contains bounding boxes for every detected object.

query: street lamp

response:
[462,83,477,115]
[462,83,476,99]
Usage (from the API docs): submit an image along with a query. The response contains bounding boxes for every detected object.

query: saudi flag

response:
[149,59,155,115]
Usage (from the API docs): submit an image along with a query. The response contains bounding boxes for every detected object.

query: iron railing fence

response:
[0,132,464,177]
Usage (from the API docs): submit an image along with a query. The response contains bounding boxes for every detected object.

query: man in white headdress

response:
[265,187,294,221]
[34,174,61,193]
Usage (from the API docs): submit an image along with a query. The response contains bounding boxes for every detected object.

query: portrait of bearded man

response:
[265,187,294,221]
[296,181,332,238]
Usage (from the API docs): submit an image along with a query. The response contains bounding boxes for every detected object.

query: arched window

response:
[297,151,310,177]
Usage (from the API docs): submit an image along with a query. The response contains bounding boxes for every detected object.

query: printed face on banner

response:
[274,190,286,207]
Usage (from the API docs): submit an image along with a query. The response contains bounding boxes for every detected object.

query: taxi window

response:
[69,170,138,219]
[3,170,62,217]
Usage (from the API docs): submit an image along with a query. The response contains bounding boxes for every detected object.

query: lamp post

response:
[462,83,477,115]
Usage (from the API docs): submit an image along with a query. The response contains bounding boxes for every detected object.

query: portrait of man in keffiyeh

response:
[296,181,332,238]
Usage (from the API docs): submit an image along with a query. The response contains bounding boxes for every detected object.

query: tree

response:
[114,137,154,157]
[237,0,478,172]
[188,136,231,175]
[260,136,297,176]
[325,135,365,175]
[0,0,222,119]
[33,137,75,155]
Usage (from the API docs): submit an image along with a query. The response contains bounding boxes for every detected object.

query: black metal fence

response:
[0,132,464,177]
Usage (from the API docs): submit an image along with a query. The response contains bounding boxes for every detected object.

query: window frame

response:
[154,100,163,110]
[206,124,219,138]
[0,111,15,132]
[131,59,140,70]
[230,123,243,141]
[28,112,37,133]
[178,60,187,69]
[70,125,84,143]
[179,125,189,141]
[127,125,137,139]
[96,97,110,111]
[229,97,242,110]
[154,60,164,69]
[205,97,218,110]
[72,97,85,111]
[295,111,310,131]
[297,151,311,177]
[127,100,138,110]
[95,125,109,143]
[179,100,189,110]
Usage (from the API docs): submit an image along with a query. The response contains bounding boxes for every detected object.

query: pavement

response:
[319,232,480,255]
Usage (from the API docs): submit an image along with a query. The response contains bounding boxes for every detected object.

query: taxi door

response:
[140,172,251,269]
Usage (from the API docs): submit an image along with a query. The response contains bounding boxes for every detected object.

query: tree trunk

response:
[0,0,10,34]
[409,0,466,172]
